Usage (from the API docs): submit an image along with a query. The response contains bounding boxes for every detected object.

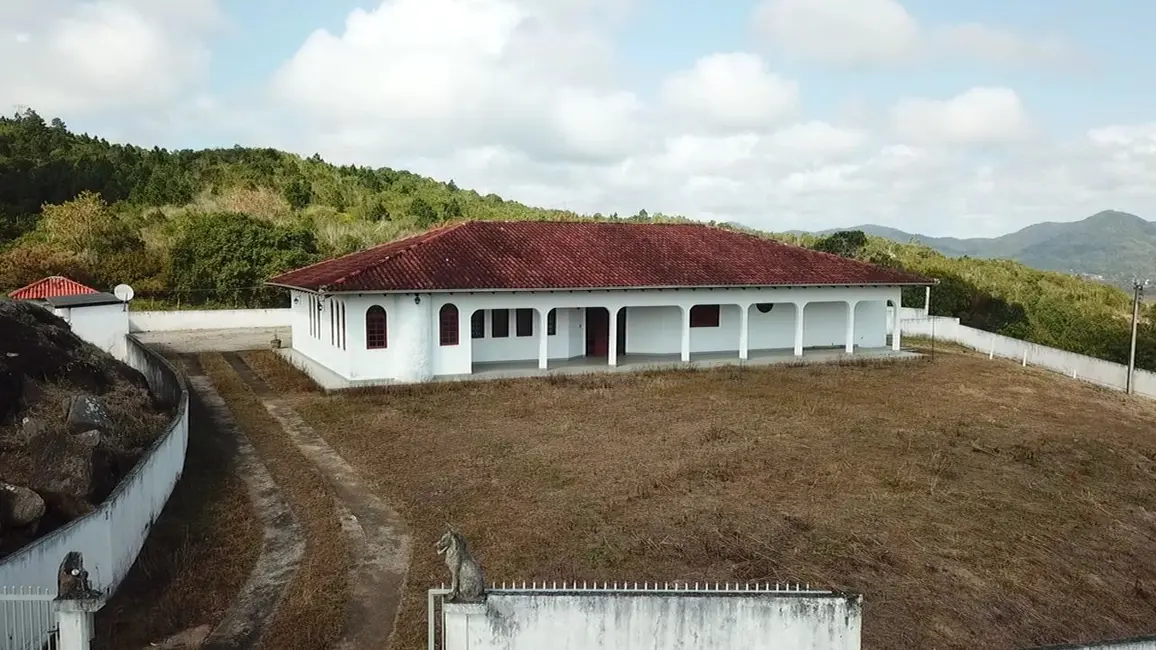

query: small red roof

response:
[8,276,98,300]
[268,220,936,293]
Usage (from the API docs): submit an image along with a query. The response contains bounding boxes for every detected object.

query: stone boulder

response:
[64,394,113,435]
[27,427,111,519]
[0,481,45,528]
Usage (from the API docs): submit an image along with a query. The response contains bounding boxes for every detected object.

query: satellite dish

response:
[113,284,135,302]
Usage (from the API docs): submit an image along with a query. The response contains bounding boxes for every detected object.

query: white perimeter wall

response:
[287,286,902,382]
[901,315,1156,398]
[129,308,290,332]
[0,336,189,645]
[443,592,862,650]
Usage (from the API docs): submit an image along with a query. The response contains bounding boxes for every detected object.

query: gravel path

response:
[223,352,412,649]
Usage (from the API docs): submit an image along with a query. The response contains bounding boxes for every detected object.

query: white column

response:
[738,304,749,361]
[924,286,931,317]
[395,294,433,382]
[537,308,549,370]
[845,300,857,354]
[892,301,902,350]
[608,307,619,367]
[54,599,103,650]
[793,302,806,356]
[443,602,488,649]
[680,306,691,362]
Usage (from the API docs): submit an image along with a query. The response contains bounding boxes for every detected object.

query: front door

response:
[586,307,609,356]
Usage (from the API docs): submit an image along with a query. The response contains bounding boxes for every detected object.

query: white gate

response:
[0,586,57,650]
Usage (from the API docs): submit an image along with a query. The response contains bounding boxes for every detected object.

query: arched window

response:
[440,304,460,346]
[366,306,387,349]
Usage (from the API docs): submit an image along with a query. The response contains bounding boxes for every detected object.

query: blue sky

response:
[4,0,1155,236]
[208,0,1156,133]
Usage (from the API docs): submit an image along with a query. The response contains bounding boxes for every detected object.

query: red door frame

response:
[586,307,609,356]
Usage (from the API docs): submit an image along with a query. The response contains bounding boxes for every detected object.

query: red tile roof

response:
[268,220,936,293]
[8,276,98,300]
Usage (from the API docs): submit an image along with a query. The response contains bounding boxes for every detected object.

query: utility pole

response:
[1127,277,1147,394]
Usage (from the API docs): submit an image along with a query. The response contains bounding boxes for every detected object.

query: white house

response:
[267,220,936,387]
[8,276,130,360]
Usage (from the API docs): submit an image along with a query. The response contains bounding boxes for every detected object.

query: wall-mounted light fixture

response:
[414,295,421,305]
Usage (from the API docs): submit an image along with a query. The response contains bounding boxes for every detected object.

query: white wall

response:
[442,591,862,650]
[287,286,904,382]
[290,291,357,379]
[54,302,130,360]
[887,306,927,323]
[0,336,189,646]
[899,315,1156,397]
[854,301,888,348]
[129,309,290,332]
[748,302,798,350]
[802,302,847,348]
[627,306,682,355]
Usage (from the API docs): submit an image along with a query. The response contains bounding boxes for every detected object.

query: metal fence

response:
[0,587,57,650]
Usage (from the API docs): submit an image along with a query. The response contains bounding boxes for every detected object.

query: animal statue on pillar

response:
[56,551,101,600]
[436,529,486,603]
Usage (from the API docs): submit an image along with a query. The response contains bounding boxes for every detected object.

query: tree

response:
[812,230,868,258]
[443,197,463,220]
[0,243,95,291]
[410,196,439,227]
[39,191,141,256]
[284,177,313,210]
[365,194,392,222]
[168,211,319,307]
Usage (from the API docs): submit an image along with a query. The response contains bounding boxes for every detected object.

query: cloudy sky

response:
[3,0,1154,237]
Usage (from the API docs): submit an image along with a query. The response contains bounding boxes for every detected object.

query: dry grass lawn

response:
[242,345,1156,650]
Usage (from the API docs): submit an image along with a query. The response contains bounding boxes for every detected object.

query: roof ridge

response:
[318,219,473,291]
[712,227,931,282]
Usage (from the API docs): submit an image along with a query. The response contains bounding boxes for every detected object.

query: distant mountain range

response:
[806,210,1156,291]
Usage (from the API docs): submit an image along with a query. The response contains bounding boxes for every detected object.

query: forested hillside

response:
[3,108,1156,370]
[815,211,1156,290]
[0,109,685,307]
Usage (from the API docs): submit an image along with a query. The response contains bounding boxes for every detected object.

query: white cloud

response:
[930,23,1081,67]
[0,0,221,115]
[751,0,1081,69]
[661,52,800,131]
[892,87,1033,147]
[751,0,919,66]
[269,0,643,162]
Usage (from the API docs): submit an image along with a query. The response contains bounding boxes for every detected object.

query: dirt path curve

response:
[179,355,306,649]
[223,352,413,650]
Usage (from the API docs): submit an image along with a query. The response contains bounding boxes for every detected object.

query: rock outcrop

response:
[0,298,173,558]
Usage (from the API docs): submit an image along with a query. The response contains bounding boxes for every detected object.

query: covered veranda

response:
[465,297,905,374]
